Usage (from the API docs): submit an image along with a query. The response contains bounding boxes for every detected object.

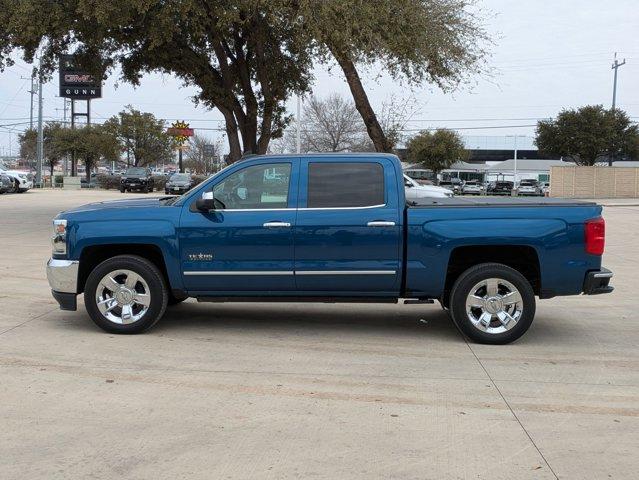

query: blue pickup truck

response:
[46,153,613,344]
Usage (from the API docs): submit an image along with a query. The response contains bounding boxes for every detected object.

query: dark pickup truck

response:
[47,153,613,344]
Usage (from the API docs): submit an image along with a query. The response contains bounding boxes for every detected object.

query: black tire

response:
[84,255,168,334]
[120,187,126,193]
[449,263,535,345]
[142,186,149,193]
[11,179,19,193]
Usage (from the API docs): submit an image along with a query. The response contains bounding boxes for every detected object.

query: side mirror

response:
[195,197,216,212]
[404,181,413,188]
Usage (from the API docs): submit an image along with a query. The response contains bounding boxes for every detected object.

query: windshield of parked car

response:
[170,173,190,182]
[126,168,147,176]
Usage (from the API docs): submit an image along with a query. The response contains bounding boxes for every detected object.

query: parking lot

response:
[1,189,638,479]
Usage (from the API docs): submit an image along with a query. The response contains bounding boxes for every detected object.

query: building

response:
[485,159,574,183]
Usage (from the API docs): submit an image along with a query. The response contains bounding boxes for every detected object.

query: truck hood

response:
[60,196,168,215]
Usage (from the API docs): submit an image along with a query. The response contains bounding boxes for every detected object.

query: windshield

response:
[126,167,147,175]
[170,173,190,181]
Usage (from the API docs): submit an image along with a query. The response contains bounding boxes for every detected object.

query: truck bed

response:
[408,197,596,207]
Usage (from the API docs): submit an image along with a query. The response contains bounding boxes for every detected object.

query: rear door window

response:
[307,162,384,208]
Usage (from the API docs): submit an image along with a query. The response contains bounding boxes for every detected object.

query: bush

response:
[54,175,64,185]
[192,174,208,186]
[96,174,122,190]
[152,175,168,191]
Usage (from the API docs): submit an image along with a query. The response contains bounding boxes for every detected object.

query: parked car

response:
[81,173,98,188]
[404,168,436,185]
[518,179,543,196]
[120,167,155,193]
[487,181,514,195]
[438,178,463,194]
[165,173,194,195]
[404,174,453,199]
[46,153,614,345]
[461,180,484,195]
[0,164,33,193]
[0,174,13,194]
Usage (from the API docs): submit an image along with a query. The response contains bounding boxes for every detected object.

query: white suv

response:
[0,164,33,193]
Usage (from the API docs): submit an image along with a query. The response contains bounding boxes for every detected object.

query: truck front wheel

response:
[449,263,535,345]
[84,255,168,334]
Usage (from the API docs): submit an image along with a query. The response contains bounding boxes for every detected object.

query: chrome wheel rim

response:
[465,278,523,334]
[95,269,151,324]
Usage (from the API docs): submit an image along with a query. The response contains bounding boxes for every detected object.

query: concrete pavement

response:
[1,189,638,479]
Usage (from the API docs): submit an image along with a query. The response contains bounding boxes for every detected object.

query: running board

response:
[196,296,399,304]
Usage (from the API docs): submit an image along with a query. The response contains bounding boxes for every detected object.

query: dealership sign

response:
[58,55,102,99]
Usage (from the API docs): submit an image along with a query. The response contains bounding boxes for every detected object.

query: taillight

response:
[585,217,605,255]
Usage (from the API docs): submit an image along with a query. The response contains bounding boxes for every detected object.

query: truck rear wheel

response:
[449,263,535,345]
[84,255,168,334]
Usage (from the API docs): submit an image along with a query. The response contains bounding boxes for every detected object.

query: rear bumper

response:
[583,268,614,295]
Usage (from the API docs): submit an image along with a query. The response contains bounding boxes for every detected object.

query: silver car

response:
[518,180,543,196]
[461,180,484,195]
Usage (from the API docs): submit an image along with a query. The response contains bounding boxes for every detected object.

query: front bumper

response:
[47,258,79,310]
[19,179,33,190]
[583,268,614,295]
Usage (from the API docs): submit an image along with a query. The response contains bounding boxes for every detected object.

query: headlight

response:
[52,219,67,255]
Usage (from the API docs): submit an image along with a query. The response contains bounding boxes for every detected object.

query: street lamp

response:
[506,135,527,196]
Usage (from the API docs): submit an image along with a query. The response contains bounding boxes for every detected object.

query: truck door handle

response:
[367,221,396,227]
[263,222,291,228]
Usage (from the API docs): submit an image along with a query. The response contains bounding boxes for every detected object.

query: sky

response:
[1,0,638,158]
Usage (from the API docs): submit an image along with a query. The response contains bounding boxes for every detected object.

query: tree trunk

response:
[330,48,393,153]
[220,107,242,162]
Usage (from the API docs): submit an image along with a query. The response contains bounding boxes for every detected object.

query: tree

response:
[274,94,417,154]
[407,129,468,181]
[302,0,489,152]
[53,125,119,181]
[19,123,66,177]
[298,94,368,153]
[0,1,312,162]
[0,1,488,161]
[184,134,223,174]
[536,106,639,166]
[103,106,172,167]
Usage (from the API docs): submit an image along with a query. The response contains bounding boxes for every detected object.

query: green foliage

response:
[19,123,67,175]
[53,125,120,181]
[103,106,172,167]
[536,106,639,165]
[0,0,489,160]
[407,129,468,176]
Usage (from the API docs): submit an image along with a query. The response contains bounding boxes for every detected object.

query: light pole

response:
[506,135,527,196]
[296,95,301,154]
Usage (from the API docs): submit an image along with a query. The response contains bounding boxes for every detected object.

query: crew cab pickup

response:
[47,153,613,344]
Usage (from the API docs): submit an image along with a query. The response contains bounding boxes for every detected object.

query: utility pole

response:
[35,57,44,186]
[611,52,626,111]
[610,53,626,166]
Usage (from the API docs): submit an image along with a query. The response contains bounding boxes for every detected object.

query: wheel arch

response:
[443,245,541,305]
[78,244,172,295]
